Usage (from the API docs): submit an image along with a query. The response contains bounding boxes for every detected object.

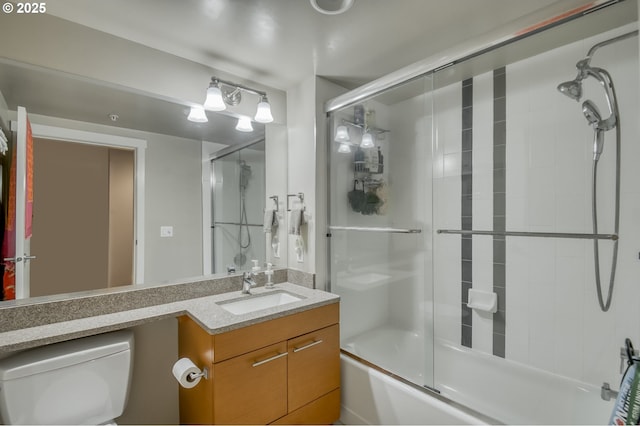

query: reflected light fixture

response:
[187,105,208,123]
[236,116,254,132]
[197,76,274,127]
[360,131,374,148]
[334,125,350,142]
[338,143,351,153]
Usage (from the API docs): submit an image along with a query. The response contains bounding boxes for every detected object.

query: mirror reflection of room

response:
[0,51,285,303]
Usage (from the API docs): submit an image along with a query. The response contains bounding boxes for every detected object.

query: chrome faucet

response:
[242,271,257,294]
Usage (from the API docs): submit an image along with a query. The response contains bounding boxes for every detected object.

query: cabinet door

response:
[287,324,340,412]
[213,342,288,425]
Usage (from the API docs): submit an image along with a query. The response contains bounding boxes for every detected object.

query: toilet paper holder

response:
[173,357,209,389]
[188,367,209,382]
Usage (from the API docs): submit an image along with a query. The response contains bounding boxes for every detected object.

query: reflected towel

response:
[263,209,279,233]
[288,209,303,235]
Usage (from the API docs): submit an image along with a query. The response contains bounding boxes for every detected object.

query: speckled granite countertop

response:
[0,283,338,354]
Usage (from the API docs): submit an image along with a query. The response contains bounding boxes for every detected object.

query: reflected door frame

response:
[11,117,147,291]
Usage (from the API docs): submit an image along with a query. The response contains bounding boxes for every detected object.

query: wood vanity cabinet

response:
[177,302,340,425]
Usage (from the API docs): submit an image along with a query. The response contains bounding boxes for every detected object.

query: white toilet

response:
[0,330,134,425]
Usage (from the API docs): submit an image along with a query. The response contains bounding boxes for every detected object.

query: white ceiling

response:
[44,0,573,91]
[5,0,610,145]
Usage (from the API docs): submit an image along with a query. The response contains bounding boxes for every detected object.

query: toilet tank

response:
[0,330,134,425]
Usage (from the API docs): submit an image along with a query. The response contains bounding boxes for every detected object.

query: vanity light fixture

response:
[187,105,208,123]
[235,116,254,132]
[203,80,226,111]
[255,95,274,123]
[199,77,274,125]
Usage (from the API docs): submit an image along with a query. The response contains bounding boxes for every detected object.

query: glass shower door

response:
[328,76,434,388]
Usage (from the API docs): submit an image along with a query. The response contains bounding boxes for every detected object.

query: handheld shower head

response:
[239,160,252,190]
[583,100,606,160]
[582,100,602,127]
[592,128,605,161]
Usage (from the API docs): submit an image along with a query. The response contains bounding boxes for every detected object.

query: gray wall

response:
[144,131,203,284]
[117,319,179,425]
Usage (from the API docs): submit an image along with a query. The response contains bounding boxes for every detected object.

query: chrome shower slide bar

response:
[437,229,618,241]
[329,226,422,234]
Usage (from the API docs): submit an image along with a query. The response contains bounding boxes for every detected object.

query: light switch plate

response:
[160,226,173,237]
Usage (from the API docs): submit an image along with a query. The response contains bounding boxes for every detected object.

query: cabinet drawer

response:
[287,324,340,412]
[214,302,339,362]
[213,342,288,425]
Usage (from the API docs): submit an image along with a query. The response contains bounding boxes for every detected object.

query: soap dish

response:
[467,289,498,313]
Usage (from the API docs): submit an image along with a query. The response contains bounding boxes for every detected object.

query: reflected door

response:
[30,139,135,297]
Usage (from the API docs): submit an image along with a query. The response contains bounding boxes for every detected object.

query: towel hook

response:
[287,193,304,212]
[269,195,279,208]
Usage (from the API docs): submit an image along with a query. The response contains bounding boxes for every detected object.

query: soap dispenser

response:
[251,260,261,274]
[265,263,274,289]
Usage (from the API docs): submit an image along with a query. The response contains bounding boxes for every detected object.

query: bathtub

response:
[340,353,488,425]
[340,337,614,424]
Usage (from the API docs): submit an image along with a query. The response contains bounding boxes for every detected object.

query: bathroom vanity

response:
[0,273,339,425]
[178,302,340,425]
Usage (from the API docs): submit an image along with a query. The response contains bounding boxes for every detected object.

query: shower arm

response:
[585,30,639,63]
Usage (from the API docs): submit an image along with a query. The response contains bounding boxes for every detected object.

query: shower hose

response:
[590,110,620,312]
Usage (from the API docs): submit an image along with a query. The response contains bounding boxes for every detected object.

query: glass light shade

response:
[360,132,374,148]
[236,116,254,132]
[254,100,274,123]
[334,125,350,142]
[204,85,226,111]
[337,142,351,153]
[187,106,208,123]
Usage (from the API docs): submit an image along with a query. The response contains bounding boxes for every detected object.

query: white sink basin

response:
[217,291,303,315]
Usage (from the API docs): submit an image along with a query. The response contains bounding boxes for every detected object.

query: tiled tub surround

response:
[434,22,640,399]
[333,21,639,426]
[0,269,329,353]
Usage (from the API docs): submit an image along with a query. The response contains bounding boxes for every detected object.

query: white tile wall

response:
[433,81,462,346]
[432,22,640,388]
[471,71,494,355]
[502,23,640,385]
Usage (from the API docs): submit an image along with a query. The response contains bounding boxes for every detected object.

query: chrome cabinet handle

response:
[293,340,324,353]
[252,352,287,367]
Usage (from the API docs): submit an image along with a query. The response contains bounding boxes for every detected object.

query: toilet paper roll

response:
[172,357,202,389]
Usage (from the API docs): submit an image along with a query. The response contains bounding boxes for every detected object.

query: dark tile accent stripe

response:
[461,78,473,348]
[493,67,506,358]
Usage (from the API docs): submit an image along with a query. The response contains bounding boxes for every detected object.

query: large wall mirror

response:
[0,56,288,304]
